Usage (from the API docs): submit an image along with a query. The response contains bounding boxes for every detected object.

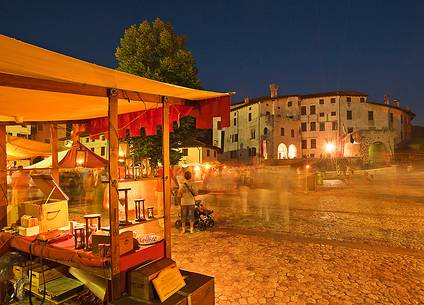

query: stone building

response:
[216,85,414,164]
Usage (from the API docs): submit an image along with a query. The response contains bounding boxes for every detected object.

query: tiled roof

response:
[231,90,368,111]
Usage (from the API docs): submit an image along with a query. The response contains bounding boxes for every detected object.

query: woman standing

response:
[178,171,198,233]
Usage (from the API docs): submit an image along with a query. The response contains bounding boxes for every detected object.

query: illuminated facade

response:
[217,85,414,163]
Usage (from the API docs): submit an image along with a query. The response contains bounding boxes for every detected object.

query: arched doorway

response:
[368,142,388,164]
[288,144,297,159]
[277,143,288,159]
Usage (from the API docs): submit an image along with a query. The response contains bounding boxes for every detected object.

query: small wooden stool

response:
[134,198,145,222]
[83,213,101,250]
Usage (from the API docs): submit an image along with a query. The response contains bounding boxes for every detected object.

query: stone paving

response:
[170,169,424,305]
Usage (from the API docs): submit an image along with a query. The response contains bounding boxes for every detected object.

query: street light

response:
[305,164,310,193]
[325,142,336,154]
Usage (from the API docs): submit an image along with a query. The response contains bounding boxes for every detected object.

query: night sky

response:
[1,0,423,124]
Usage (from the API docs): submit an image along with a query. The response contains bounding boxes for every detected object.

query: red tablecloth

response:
[0,232,164,272]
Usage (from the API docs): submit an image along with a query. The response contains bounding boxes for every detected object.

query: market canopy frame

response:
[0,34,232,301]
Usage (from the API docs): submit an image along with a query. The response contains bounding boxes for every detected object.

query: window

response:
[280,128,284,136]
[310,105,316,115]
[347,97,352,103]
[248,113,252,121]
[319,122,325,131]
[249,107,251,110]
[91,148,95,152]
[301,123,307,132]
[250,129,256,139]
[360,97,365,103]
[310,153,315,158]
[248,147,257,157]
[331,111,336,116]
[301,140,307,149]
[319,112,324,117]
[310,122,316,131]
[332,122,338,130]
[264,128,268,135]
[288,101,292,107]
[368,111,374,121]
[266,111,271,117]
[101,135,105,141]
[291,129,294,137]
[310,139,316,149]
[214,151,217,157]
[234,134,238,142]
[86,138,89,143]
[347,110,352,120]
[331,98,336,104]
[233,118,237,126]
[207,149,210,157]
[182,148,188,156]
[101,147,105,156]
[234,112,237,116]
[301,106,306,115]
[347,127,354,133]
[319,99,324,105]
[217,121,222,130]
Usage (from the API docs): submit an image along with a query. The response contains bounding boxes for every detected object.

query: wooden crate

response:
[128,258,176,301]
[179,270,214,305]
[92,230,133,255]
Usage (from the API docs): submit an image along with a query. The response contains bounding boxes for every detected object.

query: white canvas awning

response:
[0,35,231,122]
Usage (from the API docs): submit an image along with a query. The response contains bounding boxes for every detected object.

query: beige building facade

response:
[218,86,414,163]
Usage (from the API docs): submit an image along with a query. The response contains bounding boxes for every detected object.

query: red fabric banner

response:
[87,96,230,139]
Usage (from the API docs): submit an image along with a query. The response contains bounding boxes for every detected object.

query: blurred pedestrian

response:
[178,171,198,233]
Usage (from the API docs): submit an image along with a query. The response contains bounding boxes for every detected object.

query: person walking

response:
[178,171,198,233]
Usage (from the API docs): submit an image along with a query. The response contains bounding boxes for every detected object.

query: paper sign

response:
[152,266,186,302]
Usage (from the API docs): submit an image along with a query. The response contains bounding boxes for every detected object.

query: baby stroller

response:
[175,200,215,231]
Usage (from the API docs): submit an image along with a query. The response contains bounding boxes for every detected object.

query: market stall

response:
[0,34,230,303]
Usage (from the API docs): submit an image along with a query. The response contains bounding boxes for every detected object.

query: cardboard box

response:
[13,262,41,280]
[128,258,176,301]
[31,265,67,289]
[22,175,69,233]
[92,230,133,255]
[18,225,40,236]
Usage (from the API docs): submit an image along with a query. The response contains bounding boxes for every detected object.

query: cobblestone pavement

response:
[171,170,424,305]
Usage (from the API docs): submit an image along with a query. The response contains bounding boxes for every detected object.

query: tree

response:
[116,18,201,89]
[116,18,203,169]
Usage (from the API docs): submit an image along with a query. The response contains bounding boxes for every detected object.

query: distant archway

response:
[368,141,388,164]
[277,143,288,159]
[288,144,297,159]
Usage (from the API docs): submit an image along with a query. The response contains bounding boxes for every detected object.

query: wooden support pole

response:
[108,89,121,300]
[71,124,80,145]
[50,124,59,183]
[162,97,171,258]
[0,125,7,227]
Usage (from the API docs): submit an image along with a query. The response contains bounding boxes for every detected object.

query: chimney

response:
[244,97,250,104]
[269,83,279,98]
[383,95,389,105]
[393,99,400,108]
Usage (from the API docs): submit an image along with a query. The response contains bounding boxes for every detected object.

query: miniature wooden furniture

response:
[83,213,101,250]
[73,226,85,250]
[134,198,146,222]
[118,187,132,225]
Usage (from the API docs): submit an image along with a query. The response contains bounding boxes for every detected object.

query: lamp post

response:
[305,164,310,193]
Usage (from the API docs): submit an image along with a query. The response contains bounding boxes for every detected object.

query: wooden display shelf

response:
[102,216,165,231]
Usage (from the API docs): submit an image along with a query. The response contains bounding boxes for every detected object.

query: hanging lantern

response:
[75,148,87,168]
